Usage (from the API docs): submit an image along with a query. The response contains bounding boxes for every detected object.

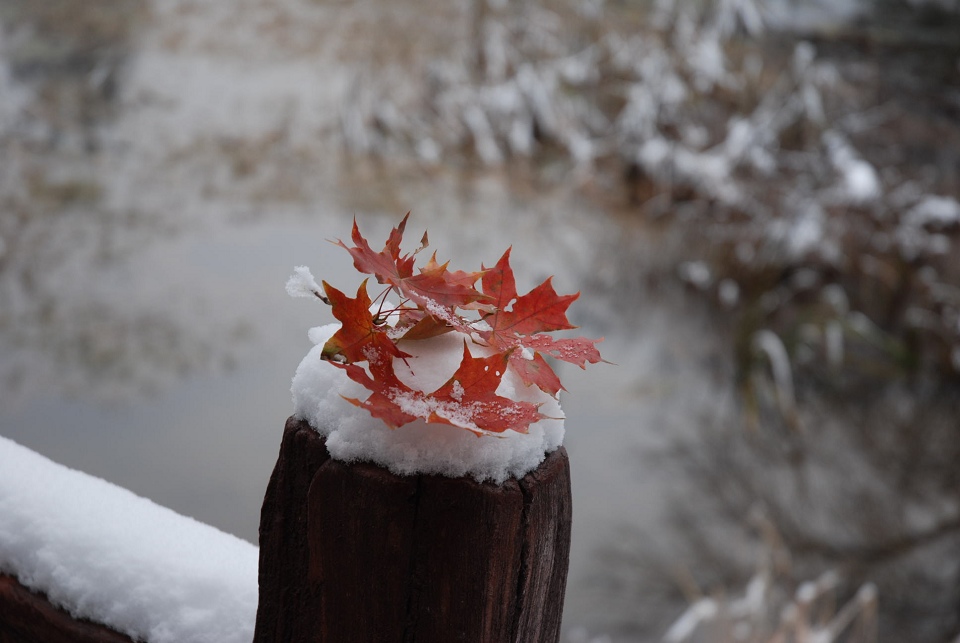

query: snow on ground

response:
[0,435,258,643]
[292,323,565,484]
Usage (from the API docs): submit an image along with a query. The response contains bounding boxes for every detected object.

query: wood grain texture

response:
[307,458,420,643]
[255,416,572,643]
[512,448,572,643]
[0,574,135,643]
[253,416,330,643]
[403,473,525,643]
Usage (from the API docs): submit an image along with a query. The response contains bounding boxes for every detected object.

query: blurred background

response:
[0,0,959,641]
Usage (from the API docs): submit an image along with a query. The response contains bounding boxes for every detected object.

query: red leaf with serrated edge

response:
[337,344,543,435]
[337,215,416,284]
[421,253,489,308]
[481,248,519,313]
[481,250,578,339]
[507,351,564,397]
[321,280,411,364]
[506,336,604,396]
[335,216,490,309]
[522,334,605,369]
[475,247,602,394]
[290,214,607,434]
[338,359,418,429]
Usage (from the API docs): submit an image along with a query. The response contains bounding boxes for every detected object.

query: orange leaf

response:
[321,280,411,364]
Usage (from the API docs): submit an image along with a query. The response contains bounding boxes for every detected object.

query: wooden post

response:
[254,417,572,643]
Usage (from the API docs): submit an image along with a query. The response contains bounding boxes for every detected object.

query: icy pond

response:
[2,1,959,641]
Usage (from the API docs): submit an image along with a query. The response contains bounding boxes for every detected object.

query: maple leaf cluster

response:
[296,214,603,436]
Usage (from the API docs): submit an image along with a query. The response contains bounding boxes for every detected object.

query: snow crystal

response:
[291,324,565,484]
[0,436,258,643]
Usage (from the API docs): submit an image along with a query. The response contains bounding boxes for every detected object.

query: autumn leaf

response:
[291,213,606,435]
[338,343,543,435]
[337,358,418,429]
[336,213,418,284]
[335,214,490,310]
[427,344,542,434]
[522,334,605,370]
[321,280,411,364]
[393,310,456,341]
[506,351,564,398]
[480,248,578,336]
[476,248,603,395]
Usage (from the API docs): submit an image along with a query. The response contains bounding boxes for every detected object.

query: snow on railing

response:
[0,435,258,643]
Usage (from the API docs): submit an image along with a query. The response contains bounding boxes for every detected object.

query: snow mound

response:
[0,436,258,643]
[291,324,565,484]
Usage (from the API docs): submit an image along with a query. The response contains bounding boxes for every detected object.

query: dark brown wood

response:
[0,574,135,643]
[253,416,331,643]
[306,458,420,643]
[512,448,573,643]
[254,415,572,643]
[401,472,525,643]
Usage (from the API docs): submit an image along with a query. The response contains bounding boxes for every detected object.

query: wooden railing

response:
[0,574,134,643]
[0,416,572,643]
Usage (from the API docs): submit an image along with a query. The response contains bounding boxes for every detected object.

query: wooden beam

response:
[0,574,135,643]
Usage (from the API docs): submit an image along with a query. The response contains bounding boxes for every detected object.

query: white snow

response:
[662,597,719,642]
[824,131,881,204]
[904,195,960,229]
[285,265,322,299]
[292,324,565,484]
[0,436,258,643]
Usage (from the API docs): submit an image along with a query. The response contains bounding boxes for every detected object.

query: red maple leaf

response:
[481,248,579,336]
[335,214,490,310]
[294,214,606,436]
[321,280,411,364]
[475,248,603,395]
[338,344,543,435]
